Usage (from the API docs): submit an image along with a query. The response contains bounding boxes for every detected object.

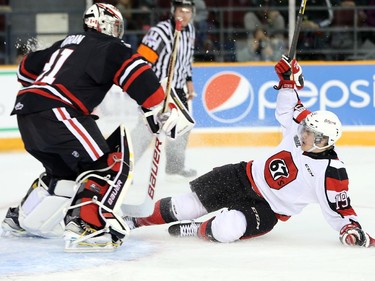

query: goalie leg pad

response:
[65,125,134,250]
[19,179,76,238]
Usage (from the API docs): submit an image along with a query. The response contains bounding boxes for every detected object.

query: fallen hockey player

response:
[125,55,375,248]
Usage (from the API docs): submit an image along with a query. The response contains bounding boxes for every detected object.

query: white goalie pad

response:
[19,179,76,238]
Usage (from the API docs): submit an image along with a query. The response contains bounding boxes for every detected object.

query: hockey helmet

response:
[171,0,195,15]
[299,110,342,148]
[83,3,124,38]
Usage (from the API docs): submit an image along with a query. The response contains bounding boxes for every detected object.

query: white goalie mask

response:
[298,110,342,150]
[83,3,124,38]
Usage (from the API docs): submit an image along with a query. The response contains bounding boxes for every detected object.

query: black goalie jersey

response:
[13,31,165,116]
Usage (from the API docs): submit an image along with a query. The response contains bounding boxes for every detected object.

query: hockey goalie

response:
[1,3,194,252]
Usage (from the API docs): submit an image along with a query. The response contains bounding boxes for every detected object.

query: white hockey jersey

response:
[246,88,359,232]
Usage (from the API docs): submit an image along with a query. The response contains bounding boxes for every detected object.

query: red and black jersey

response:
[13,30,165,115]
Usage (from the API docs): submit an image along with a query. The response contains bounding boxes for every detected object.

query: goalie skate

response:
[168,221,202,237]
[1,207,30,237]
[64,218,121,252]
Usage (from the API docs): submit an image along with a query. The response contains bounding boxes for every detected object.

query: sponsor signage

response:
[192,63,375,128]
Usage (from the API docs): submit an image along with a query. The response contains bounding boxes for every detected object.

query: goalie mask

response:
[298,110,342,151]
[83,3,124,38]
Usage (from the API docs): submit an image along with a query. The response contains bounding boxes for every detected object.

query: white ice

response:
[1,146,375,281]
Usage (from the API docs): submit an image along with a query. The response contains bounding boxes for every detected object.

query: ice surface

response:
[1,146,375,281]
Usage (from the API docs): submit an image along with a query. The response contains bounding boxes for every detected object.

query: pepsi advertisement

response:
[192,62,375,128]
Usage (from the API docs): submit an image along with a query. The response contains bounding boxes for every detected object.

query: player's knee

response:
[210,209,247,243]
[171,192,208,220]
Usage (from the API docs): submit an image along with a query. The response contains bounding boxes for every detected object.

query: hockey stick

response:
[121,19,184,217]
[288,0,307,59]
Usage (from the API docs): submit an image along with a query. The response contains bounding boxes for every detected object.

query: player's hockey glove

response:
[291,59,304,90]
[141,103,178,138]
[274,55,304,90]
[339,221,370,247]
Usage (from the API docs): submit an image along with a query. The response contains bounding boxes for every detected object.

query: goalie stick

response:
[121,18,187,217]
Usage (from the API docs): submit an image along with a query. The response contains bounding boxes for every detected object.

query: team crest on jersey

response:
[265,150,298,190]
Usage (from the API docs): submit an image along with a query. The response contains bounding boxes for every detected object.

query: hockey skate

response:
[123,216,138,230]
[1,207,28,237]
[168,221,202,237]
[64,218,121,252]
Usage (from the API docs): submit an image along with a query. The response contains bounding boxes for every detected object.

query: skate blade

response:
[64,240,118,253]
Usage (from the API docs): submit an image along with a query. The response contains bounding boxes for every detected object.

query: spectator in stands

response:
[193,0,218,62]
[193,0,208,53]
[0,0,9,64]
[116,0,155,51]
[329,0,366,60]
[205,0,252,62]
[117,0,139,50]
[237,27,285,62]
[359,0,375,45]
[240,0,286,62]
[243,0,286,40]
[297,0,334,60]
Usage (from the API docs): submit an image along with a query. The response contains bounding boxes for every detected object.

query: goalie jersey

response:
[246,88,359,232]
[13,31,164,116]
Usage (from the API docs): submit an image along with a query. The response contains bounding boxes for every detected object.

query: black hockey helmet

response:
[171,0,195,15]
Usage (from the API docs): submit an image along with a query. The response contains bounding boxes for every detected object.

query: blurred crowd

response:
[0,0,375,63]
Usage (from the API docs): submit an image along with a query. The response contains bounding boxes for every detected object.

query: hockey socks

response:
[135,197,177,226]
[197,218,217,242]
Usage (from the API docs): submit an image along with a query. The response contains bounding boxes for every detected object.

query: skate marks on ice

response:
[0,234,156,277]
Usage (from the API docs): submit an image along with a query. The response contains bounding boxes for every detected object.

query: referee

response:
[132,0,197,179]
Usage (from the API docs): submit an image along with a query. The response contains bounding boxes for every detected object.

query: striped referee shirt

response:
[137,18,195,89]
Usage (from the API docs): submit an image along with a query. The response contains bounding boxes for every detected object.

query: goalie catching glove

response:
[141,103,179,138]
[339,222,371,247]
[274,55,304,90]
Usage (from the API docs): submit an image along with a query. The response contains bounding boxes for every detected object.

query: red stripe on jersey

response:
[142,86,165,108]
[18,88,74,107]
[326,177,349,192]
[122,64,150,92]
[245,161,263,198]
[56,108,101,159]
[55,84,90,115]
[19,56,38,81]
[113,53,142,85]
[338,207,357,217]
